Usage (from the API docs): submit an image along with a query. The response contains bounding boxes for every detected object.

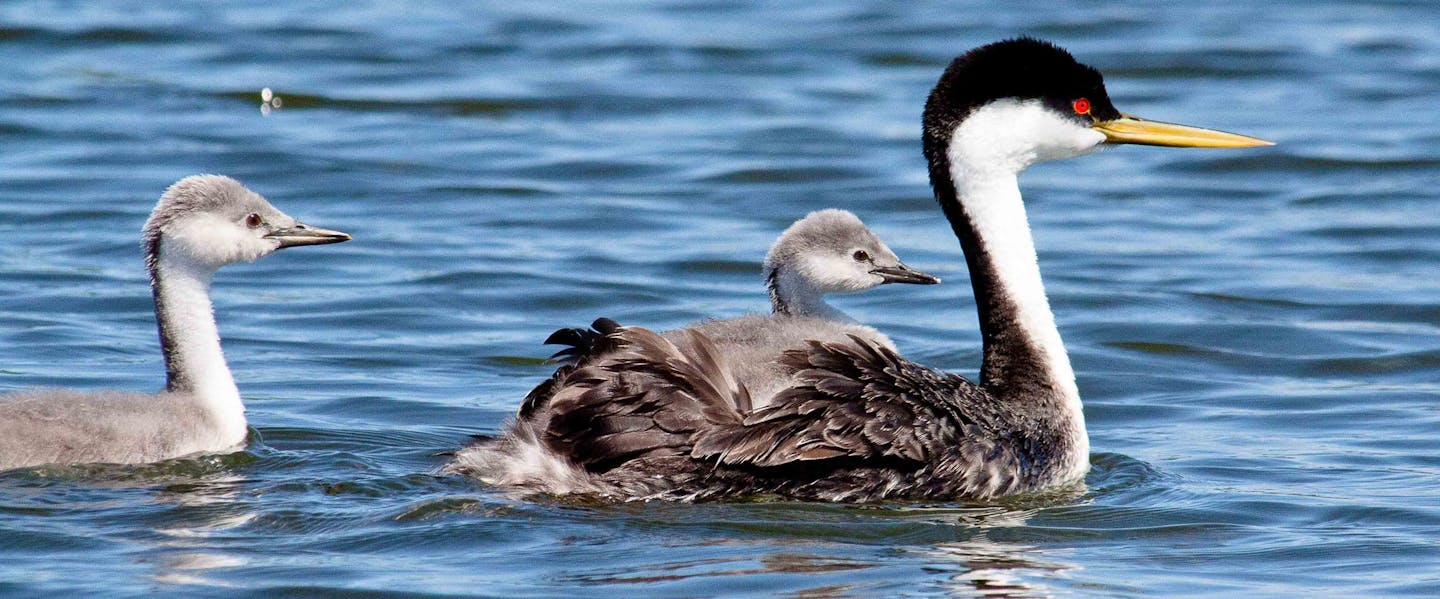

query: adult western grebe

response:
[450,38,1270,501]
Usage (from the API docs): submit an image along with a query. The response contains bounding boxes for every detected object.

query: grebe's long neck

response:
[149,238,246,443]
[766,268,855,323]
[943,161,1078,404]
[923,107,1083,418]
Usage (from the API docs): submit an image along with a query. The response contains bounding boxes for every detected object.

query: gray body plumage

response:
[665,315,897,410]
[0,175,348,471]
[0,389,231,470]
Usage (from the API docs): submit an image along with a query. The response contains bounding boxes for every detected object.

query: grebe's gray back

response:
[449,38,1270,501]
[0,175,349,471]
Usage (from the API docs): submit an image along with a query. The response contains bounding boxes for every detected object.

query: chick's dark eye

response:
[245,213,262,228]
[852,250,870,262]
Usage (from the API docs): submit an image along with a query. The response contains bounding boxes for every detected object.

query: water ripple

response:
[1,1,1439,596]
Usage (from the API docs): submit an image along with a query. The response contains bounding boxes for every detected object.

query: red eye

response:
[1072,98,1091,115]
[245,213,262,228]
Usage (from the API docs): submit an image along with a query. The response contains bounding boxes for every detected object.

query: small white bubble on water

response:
[260,87,281,116]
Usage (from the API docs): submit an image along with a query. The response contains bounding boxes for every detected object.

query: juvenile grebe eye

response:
[245,213,262,228]
[852,250,870,262]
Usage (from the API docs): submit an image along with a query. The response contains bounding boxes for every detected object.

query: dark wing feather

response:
[545,317,622,363]
[537,325,751,473]
[519,318,625,419]
[693,334,988,469]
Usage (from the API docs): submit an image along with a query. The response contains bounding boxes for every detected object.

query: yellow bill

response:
[1093,115,1273,148]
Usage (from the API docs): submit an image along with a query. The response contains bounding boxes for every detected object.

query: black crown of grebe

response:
[448,38,1271,502]
[0,175,350,471]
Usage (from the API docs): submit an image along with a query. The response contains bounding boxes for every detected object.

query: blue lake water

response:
[1,1,1438,596]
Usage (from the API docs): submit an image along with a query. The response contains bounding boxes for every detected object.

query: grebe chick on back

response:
[763,208,938,322]
[0,175,350,471]
[668,208,938,405]
[450,38,1270,502]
